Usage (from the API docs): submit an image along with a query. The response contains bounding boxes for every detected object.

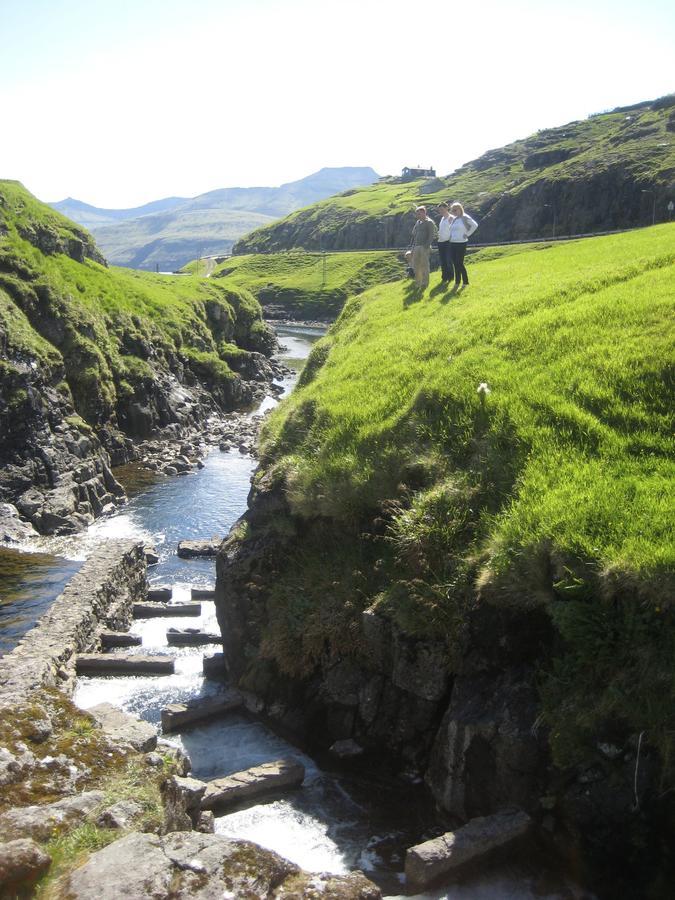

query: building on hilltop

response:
[402,166,436,180]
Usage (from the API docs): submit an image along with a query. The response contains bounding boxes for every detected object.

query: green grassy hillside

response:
[252,223,675,772]
[0,181,272,434]
[183,250,405,320]
[235,95,675,253]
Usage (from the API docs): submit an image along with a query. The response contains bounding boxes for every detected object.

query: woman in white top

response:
[449,201,478,287]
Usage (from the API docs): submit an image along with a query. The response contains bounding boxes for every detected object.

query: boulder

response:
[88,702,158,752]
[161,775,207,832]
[0,503,39,544]
[202,652,226,679]
[0,791,104,841]
[63,830,381,899]
[201,758,305,811]
[330,738,364,759]
[96,800,144,830]
[0,838,51,889]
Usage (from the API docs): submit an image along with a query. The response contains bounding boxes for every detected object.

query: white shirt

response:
[438,215,452,242]
[449,214,478,242]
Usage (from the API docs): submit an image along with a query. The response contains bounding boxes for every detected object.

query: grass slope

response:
[235,95,675,252]
[184,250,405,319]
[0,181,270,430]
[256,223,675,771]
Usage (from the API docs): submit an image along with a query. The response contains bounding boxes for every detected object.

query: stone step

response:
[75,654,175,676]
[166,628,221,647]
[147,587,172,602]
[177,539,221,558]
[191,586,216,600]
[161,691,243,733]
[201,758,305,811]
[133,602,202,619]
[405,807,532,891]
[100,631,142,650]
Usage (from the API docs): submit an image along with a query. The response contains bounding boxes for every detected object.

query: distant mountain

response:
[48,167,380,271]
[49,196,189,230]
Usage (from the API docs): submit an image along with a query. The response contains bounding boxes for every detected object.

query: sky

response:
[2,0,674,208]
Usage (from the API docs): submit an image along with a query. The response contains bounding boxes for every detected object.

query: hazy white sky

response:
[2,0,673,207]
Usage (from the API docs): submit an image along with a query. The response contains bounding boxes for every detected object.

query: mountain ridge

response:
[47,167,380,271]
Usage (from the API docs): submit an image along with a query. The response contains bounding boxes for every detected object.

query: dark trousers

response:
[450,242,469,284]
[438,241,452,281]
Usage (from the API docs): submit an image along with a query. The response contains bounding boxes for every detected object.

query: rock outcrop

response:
[1,180,280,535]
[62,831,382,899]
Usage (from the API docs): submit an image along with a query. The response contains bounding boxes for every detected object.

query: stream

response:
[0,325,578,898]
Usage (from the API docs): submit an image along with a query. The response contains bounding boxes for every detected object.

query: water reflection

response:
[0,547,82,654]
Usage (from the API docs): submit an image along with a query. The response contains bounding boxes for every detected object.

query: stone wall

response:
[0,539,146,710]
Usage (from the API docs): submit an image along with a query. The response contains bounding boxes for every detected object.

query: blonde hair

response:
[450,201,464,215]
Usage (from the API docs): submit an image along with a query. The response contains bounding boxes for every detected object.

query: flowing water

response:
[1,324,579,898]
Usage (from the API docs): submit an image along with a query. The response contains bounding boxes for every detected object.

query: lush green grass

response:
[235,97,675,252]
[190,249,405,319]
[253,223,675,771]
[0,181,271,429]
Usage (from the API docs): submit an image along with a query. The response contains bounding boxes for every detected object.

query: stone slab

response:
[177,539,221,558]
[201,758,305,811]
[100,631,142,649]
[133,602,201,618]
[76,654,175,675]
[166,628,221,647]
[0,791,104,842]
[405,807,532,891]
[89,702,158,752]
[191,586,216,600]
[161,692,243,733]
[147,587,172,602]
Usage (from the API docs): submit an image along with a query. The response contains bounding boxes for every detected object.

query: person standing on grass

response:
[437,202,453,283]
[449,201,478,287]
[409,205,437,290]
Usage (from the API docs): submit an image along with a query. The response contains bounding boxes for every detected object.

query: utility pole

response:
[667,200,673,221]
[641,189,656,226]
[544,203,557,238]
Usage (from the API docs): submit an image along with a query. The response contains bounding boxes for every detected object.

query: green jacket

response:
[411,218,437,248]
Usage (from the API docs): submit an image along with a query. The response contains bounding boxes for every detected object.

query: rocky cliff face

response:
[0,182,277,536]
[215,476,671,896]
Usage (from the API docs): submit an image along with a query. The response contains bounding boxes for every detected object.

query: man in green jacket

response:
[409,206,437,290]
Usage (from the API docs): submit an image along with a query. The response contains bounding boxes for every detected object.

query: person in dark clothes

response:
[437,202,453,283]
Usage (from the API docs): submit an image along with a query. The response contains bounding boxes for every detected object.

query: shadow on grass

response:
[439,284,459,304]
[403,282,426,306]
